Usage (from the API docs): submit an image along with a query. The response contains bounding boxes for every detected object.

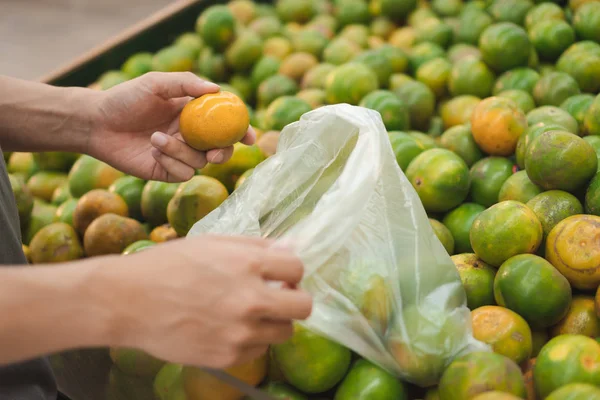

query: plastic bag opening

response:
[188,104,488,386]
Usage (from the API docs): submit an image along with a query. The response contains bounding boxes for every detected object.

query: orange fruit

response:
[179,91,250,151]
[471,305,533,365]
[471,96,528,156]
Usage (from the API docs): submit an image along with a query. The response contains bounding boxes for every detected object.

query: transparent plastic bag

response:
[187,104,488,387]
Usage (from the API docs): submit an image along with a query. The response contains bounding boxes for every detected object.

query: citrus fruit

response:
[353,48,394,87]
[532,331,549,357]
[72,189,129,236]
[533,72,581,107]
[429,218,455,254]
[7,152,39,180]
[561,94,595,134]
[493,67,540,95]
[525,3,565,31]
[496,90,535,115]
[51,182,71,206]
[470,200,543,267]
[301,63,335,89]
[584,94,600,136]
[151,46,195,72]
[529,20,576,62]
[292,29,328,57]
[373,0,417,21]
[197,47,228,82]
[526,190,584,242]
[195,5,236,51]
[471,305,533,365]
[32,152,78,173]
[8,174,33,233]
[27,171,68,203]
[471,96,528,156]
[24,200,57,246]
[479,22,531,73]
[546,383,600,400]
[551,295,600,338]
[276,0,315,23]
[67,156,124,198]
[451,253,496,310]
[334,359,409,400]
[440,95,481,130]
[273,324,351,393]
[109,347,165,378]
[526,106,579,135]
[443,203,487,253]
[469,157,515,208]
[447,43,481,64]
[408,42,446,74]
[449,56,495,99]
[488,0,533,26]
[263,36,293,60]
[279,52,319,82]
[29,222,83,264]
[414,17,453,49]
[154,363,184,400]
[166,176,228,237]
[405,148,471,213]
[494,254,571,329]
[149,224,177,243]
[83,214,148,257]
[586,173,600,216]
[323,37,361,65]
[515,124,567,169]
[183,355,267,400]
[359,90,410,131]
[296,88,325,109]
[556,45,600,94]
[180,91,249,151]
[471,392,522,400]
[140,181,180,227]
[438,352,527,400]
[394,80,436,130]
[455,9,493,45]
[264,96,312,130]
[534,334,600,398]
[257,74,298,108]
[573,2,600,43]
[389,131,426,171]
[545,215,600,290]
[416,57,452,98]
[201,143,265,191]
[108,176,145,221]
[498,171,543,204]
[174,32,204,58]
[54,198,77,227]
[339,24,369,48]
[440,124,484,167]
[525,130,597,192]
[325,62,379,105]
[122,240,155,255]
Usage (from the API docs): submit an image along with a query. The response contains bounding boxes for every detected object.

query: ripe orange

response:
[179,91,249,151]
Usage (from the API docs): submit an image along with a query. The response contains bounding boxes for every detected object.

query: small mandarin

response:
[179,91,250,151]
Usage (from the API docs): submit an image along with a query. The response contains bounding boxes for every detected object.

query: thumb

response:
[145,72,220,100]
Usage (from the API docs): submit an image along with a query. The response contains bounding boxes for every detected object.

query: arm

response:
[0,75,99,153]
[0,236,312,368]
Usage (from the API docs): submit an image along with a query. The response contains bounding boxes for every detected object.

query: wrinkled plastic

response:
[187,104,488,386]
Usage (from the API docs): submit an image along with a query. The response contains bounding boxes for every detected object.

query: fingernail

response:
[151,132,168,147]
[209,150,224,163]
[200,81,220,92]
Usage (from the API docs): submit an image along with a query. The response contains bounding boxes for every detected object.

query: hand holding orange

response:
[180,91,250,151]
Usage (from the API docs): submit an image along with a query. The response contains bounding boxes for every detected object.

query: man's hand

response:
[0,235,312,368]
[88,72,255,182]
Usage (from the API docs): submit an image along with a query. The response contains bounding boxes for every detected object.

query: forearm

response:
[0,256,125,365]
[0,75,102,153]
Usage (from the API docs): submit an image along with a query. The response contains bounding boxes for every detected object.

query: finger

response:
[249,321,294,345]
[206,146,234,164]
[260,249,305,284]
[262,289,313,321]
[145,71,220,100]
[151,131,207,170]
[151,147,195,182]
[198,234,276,248]
[241,126,257,146]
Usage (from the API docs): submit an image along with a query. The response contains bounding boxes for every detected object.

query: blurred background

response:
[1,0,174,80]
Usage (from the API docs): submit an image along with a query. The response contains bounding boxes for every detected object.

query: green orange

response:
[529,20,575,62]
[443,203,487,254]
[488,0,533,26]
[587,172,600,216]
[561,94,595,133]
[273,324,351,394]
[334,359,409,400]
[359,90,410,131]
[196,5,236,51]
[471,305,533,365]
[405,148,471,213]
[526,106,579,135]
[264,96,312,131]
[493,67,540,95]
[526,190,584,242]
[494,254,571,329]
[440,95,481,129]
[325,62,379,105]
[416,57,452,98]
[573,2,600,43]
[389,131,425,171]
[451,253,496,310]
[469,157,515,208]
[470,200,543,267]
[524,130,597,192]
[429,218,455,255]
[498,170,543,204]
[455,9,493,45]
[449,56,495,99]
[551,295,600,338]
[584,94,600,136]
[525,3,565,31]
[497,90,535,114]
[534,334,600,398]
[546,383,600,400]
[479,22,531,73]
[257,74,298,108]
[394,80,436,130]
[439,124,484,167]
[533,72,581,107]
[438,351,527,400]
[545,215,600,291]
